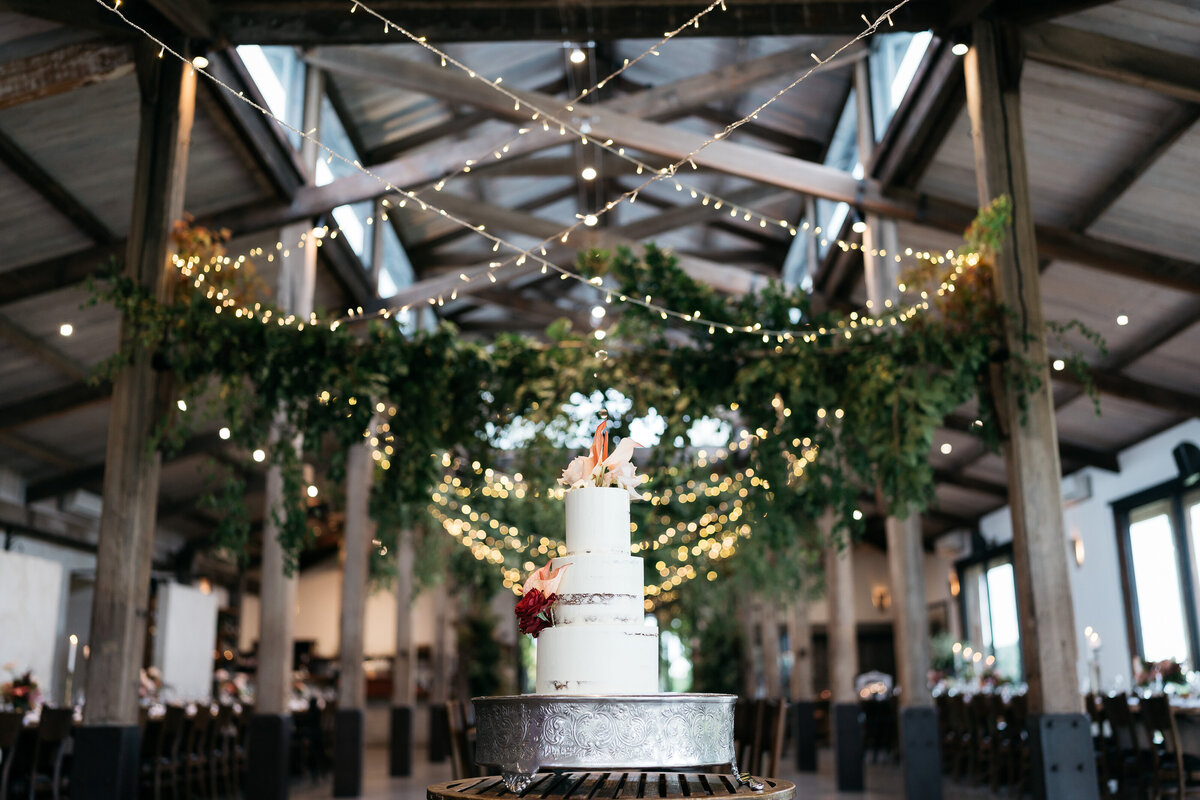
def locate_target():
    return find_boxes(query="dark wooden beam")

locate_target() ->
[0,127,116,244]
[942,413,1118,473]
[933,467,1008,498]
[871,38,966,189]
[203,49,304,199]
[1024,23,1200,106]
[0,244,122,308]
[212,1,944,44]
[0,431,77,470]
[25,432,230,502]
[317,225,374,307]
[1069,102,1200,232]
[0,40,134,111]
[145,0,212,39]
[1057,369,1200,420]
[0,381,111,432]
[0,314,90,382]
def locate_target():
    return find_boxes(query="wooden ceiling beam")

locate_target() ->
[0,381,110,433]
[1056,370,1200,421]
[211,1,943,45]
[0,313,90,381]
[933,467,1008,499]
[0,40,134,112]
[144,0,212,39]
[0,244,121,308]
[0,431,77,471]
[942,413,1118,473]
[1068,102,1200,232]
[870,38,965,189]
[1024,23,1200,106]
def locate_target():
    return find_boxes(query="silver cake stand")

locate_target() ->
[473,693,764,793]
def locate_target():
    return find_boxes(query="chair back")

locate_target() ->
[1141,694,1187,796]
[36,708,73,744]
[444,700,475,779]
[1101,693,1145,754]
[0,712,21,750]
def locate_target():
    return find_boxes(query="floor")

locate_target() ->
[291,748,1002,800]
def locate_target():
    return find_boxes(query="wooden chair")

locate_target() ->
[208,705,235,799]
[1103,693,1152,799]
[760,699,788,778]
[0,711,24,800]
[180,707,213,800]
[966,694,996,785]
[445,700,477,779]
[1141,695,1200,799]
[997,694,1031,797]
[23,707,74,800]
[733,698,754,771]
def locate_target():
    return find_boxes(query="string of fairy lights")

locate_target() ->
[96,0,936,344]
[173,220,973,347]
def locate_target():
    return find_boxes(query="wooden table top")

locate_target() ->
[428,773,795,800]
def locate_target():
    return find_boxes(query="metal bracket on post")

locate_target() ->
[1028,713,1100,800]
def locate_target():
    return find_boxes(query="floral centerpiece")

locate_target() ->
[1134,657,1187,690]
[515,420,645,638]
[1,664,41,713]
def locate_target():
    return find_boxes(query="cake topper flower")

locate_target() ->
[515,561,568,637]
[558,420,647,498]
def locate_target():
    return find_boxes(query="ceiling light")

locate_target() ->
[1116,314,1129,326]
[1052,359,1065,371]
[583,214,598,227]
[594,330,606,340]
[951,42,969,57]
[191,55,209,69]
[176,399,187,412]
[307,485,319,498]
[59,323,73,337]
[591,306,606,319]
[580,166,597,181]
[218,427,231,440]
[940,442,953,455]
[852,220,867,234]
[569,47,586,65]
[852,509,863,521]
[252,449,266,462]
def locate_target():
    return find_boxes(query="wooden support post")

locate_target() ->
[427,581,452,762]
[247,221,316,800]
[760,598,782,698]
[963,19,1097,800]
[789,593,817,772]
[390,528,417,775]
[334,437,372,797]
[825,512,863,791]
[72,41,194,800]
[857,56,942,799]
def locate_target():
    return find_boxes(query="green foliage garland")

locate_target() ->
[90,198,1099,601]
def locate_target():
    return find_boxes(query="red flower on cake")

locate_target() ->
[516,561,569,637]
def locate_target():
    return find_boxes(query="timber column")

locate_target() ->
[390,527,417,775]
[73,42,195,800]
[334,436,374,796]
[855,54,942,799]
[825,513,863,791]
[789,591,817,772]
[963,18,1097,800]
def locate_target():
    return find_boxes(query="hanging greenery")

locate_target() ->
[89,197,1100,600]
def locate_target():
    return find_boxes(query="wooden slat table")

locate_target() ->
[429,773,795,800]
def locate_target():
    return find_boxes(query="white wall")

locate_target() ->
[0,550,64,696]
[240,562,441,658]
[154,581,219,701]
[978,418,1200,693]
[809,542,960,627]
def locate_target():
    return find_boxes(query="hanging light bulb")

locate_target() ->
[569,47,586,64]
[580,166,598,181]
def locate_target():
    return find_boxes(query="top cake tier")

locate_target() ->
[564,487,631,555]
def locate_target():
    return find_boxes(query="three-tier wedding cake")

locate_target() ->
[515,421,659,695]
[535,486,658,694]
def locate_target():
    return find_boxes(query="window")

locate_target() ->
[958,545,1024,681]
[236,46,306,149]
[1116,479,1200,667]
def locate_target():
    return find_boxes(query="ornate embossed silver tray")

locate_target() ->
[474,694,760,793]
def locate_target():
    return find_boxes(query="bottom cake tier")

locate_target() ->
[535,623,659,694]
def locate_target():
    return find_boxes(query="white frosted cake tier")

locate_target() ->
[564,486,630,555]
[549,553,644,625]
[535,622,659,694]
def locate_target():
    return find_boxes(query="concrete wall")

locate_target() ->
[0,550,63,699]
[809,542,960,627]
[978,418,1200,693]
[154,581,219,702]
